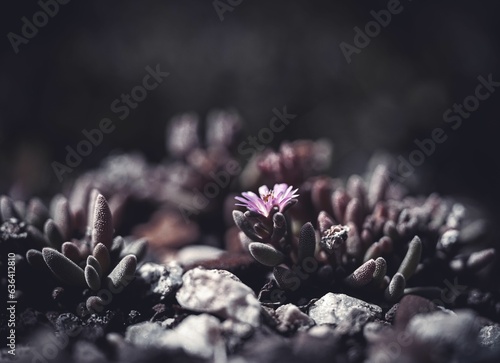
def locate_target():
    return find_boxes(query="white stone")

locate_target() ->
[308,293,382,325]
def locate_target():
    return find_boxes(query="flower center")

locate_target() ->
[262,191,274,203]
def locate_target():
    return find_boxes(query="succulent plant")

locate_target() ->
[234,163,496,306]
[20,191,146,313]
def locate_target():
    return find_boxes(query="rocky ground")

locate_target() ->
[1,113,500,363]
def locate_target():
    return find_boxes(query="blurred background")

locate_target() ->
[0,0,499,220]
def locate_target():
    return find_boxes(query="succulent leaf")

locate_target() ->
[372,257,387,286]
[1,195,21,222]
[86,296,105,313]
[42,247,86,287]
[26,249,50,272]
[273,266,300,291]
[87,255,102,278]
[85,265,101,291]
[120,238,147,261]
[249,242,285,267]
[466,248,495,271]
[93,243,111,275]
[344,259,376,287]
[106,254,137,290]
[317,211,335,234]
[384,272,406,302]
[363,242,382,262]
[270,212,287,244]
[332,189,350,224]
[345,223,362,258]
[346,174,367,212]
[26,198,50,230]
[297,222,316,262]
[397,236,422,280]
[61,241,81,263]
[53,195,72,240]
[344,198,363,230]
[44,219,64,249]
[26,225,49,249]
[91,194,114,249]
[368,164,389,209]
[232,210,263,242]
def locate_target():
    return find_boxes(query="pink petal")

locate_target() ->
[258,185,269,198]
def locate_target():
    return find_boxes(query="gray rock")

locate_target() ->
[176,245,225,264]
[125,314,224,359]
[308,293,382,326]
[137,262,183,299]
[363,321,392,344]
[275,304,314,333]
[292,329,340,362]
[307,325,336,338]
[176,268,261,328]
[72,341,107,363]
[407,310,482,358]
[125,321,164,347]
[479,325,500,349]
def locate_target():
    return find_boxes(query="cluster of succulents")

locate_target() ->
[1,190,146,313]
[233,161,496,307]
[1,111,499,363]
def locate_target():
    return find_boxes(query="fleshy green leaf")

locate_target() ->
[249,242,284,267]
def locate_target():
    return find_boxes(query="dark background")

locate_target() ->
[0,1,499,220]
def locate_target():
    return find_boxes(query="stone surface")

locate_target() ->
[176,245,225,264]
[308,293,382,326]
[292,328,340,362]
[275,304,314,333]
[176,267,261,328]
[363,321,392,344]
[125,321,163,347]
[125,314,224,359]
[137,262,183,299]
[407,310,482,359]
[394,295,437,328]
[72,341,107,363]
[479,325,500,349]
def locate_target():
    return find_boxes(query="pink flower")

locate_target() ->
[235,184,299,217]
